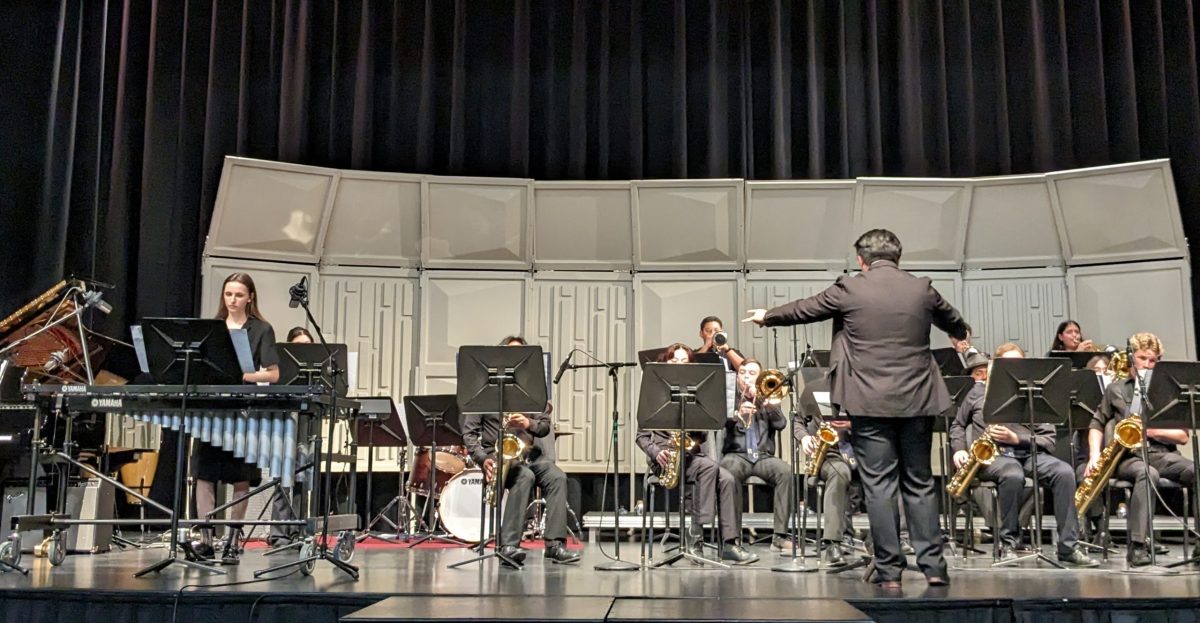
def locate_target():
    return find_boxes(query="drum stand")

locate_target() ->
[359,445,414,543]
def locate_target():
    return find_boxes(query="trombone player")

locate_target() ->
[1086,332,1196,566]
[949,345,1098,567]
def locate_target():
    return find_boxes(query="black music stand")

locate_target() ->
[449,346,547,570]
[1065,370,1114,554]
[356,397,410,543]
[1143,362,1200,569]
[134,318,246,577]
[276,343,349,397]
[403,395,468,548]
[982,357,1071,569]
[932,348,967,377]
[1049,350,1103,370]
[637,362,728,568]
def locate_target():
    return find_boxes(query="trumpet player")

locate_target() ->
[1087,332,1195,566]
[949,345,1098,567]
[461,336,580,567]
[719,360,792,551]
[635,343,757,564]
[695,316,746,371]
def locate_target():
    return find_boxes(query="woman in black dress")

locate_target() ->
[194,272,280,558]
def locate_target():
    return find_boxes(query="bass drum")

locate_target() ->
[407,447,467,498]
[438,468,505,543]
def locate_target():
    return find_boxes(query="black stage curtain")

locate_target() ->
[5,1,1200,338]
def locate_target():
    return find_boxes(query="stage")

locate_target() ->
[1,540,1198,623]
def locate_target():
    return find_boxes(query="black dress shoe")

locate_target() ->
[926,575,949,586]
[498,545,526,568]
[823,542,847,567]
[193,542,215,560]
[1127,545,1151,567]
[544,542,581,564]
[1058,547,1099,568]
[1154,543,1170,556]
[996,543,1018,562]
[900,536,915,556]
[720,542,759,565]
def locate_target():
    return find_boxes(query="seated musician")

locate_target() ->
[1087,332,1197,566]
[719,359,792,552]
[695,316,745,372]
[950,343,1098,566]
[461,336,580,568]
[194,273,280,561]
[1050,320,1100,353]
[635,343,757,564]
[795,395,857,566]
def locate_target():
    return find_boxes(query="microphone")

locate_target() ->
[288,276,308,309]
[82,290,112,315]
[552,353,573,385]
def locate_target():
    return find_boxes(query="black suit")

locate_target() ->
[764,260,969,582]
[636,430,741,541]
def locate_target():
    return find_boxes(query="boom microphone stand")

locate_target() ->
[773,328,818,573]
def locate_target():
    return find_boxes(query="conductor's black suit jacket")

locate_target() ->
[763,260,969,418]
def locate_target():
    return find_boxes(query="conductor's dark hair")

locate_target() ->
[499,335,527,346]
[699,316,723,330]
[854,229,903,265]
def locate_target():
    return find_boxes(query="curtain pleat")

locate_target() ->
[7,0,1200,335]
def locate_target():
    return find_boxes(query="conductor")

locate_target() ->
[745,229,970,589]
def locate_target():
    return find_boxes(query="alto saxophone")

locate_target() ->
[946,433,998,500]
[803,423,838,477]
[1074,414,1142,521]
[656,431,699,489]
[486,413,528,506]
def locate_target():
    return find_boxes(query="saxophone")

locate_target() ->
[655,431,699,489]
[1074,414,1142,521]
[946,434,999,500]
[803,423,839,477]
[485,413,528,506]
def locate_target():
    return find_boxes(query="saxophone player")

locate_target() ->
[1087,332,1196,566]
[461,336,580,567]
[949,345,1098,566]
[718,360,792,551]
[796,406,857,566]
[634,343,757,564]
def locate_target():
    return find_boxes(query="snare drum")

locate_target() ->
[407,446,467,497]
[438,468,505,543]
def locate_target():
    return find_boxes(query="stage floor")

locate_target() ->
[1,540,1199,622]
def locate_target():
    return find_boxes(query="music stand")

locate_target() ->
[982,357,1071,569]
[402,395,467,547]
[1048,350,1102,370]
[637,362,728,568]
[932,348,966,377]
[1142,362,1200,569]
[355,397,410,543]
[449,346,546,570]
[134,318,248,577]
[276,343,349,397]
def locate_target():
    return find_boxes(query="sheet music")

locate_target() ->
[229,329,256,374]
[129,325,150,373]
[813,391,835,416]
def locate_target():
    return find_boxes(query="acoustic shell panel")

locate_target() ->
[206,157,337,263]
[745,181,856,271]
[634,274,742,352]
[1049,160,1187,266]
[531,273,634,472]
[740,272,841,363]
[422,177,533,269]
[200,257,318,334]
[961,268,1069,356]
[321,172,422,268]
[632,180,744,270]
[964,175,1063,269]
[533,182,633,270]
[1067,260,1195,360]
[318,267,419,471]
[417,272,531,394]
[852,179,972,270]
[910,271,965,348]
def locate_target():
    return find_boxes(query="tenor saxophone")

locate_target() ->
[656,431,698,489]
[946,434,998,500]
[486,413,528,506]
[803,423,839,477]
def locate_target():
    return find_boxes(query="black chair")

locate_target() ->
[1103,478,1189,562]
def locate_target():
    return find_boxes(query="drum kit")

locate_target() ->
[407,432,574,542]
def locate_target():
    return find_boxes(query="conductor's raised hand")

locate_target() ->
[743,309,767,327]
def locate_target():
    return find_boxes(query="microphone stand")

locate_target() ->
[562,360,639,571]
[773,326,817,572]
[1126,361,1174,574]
